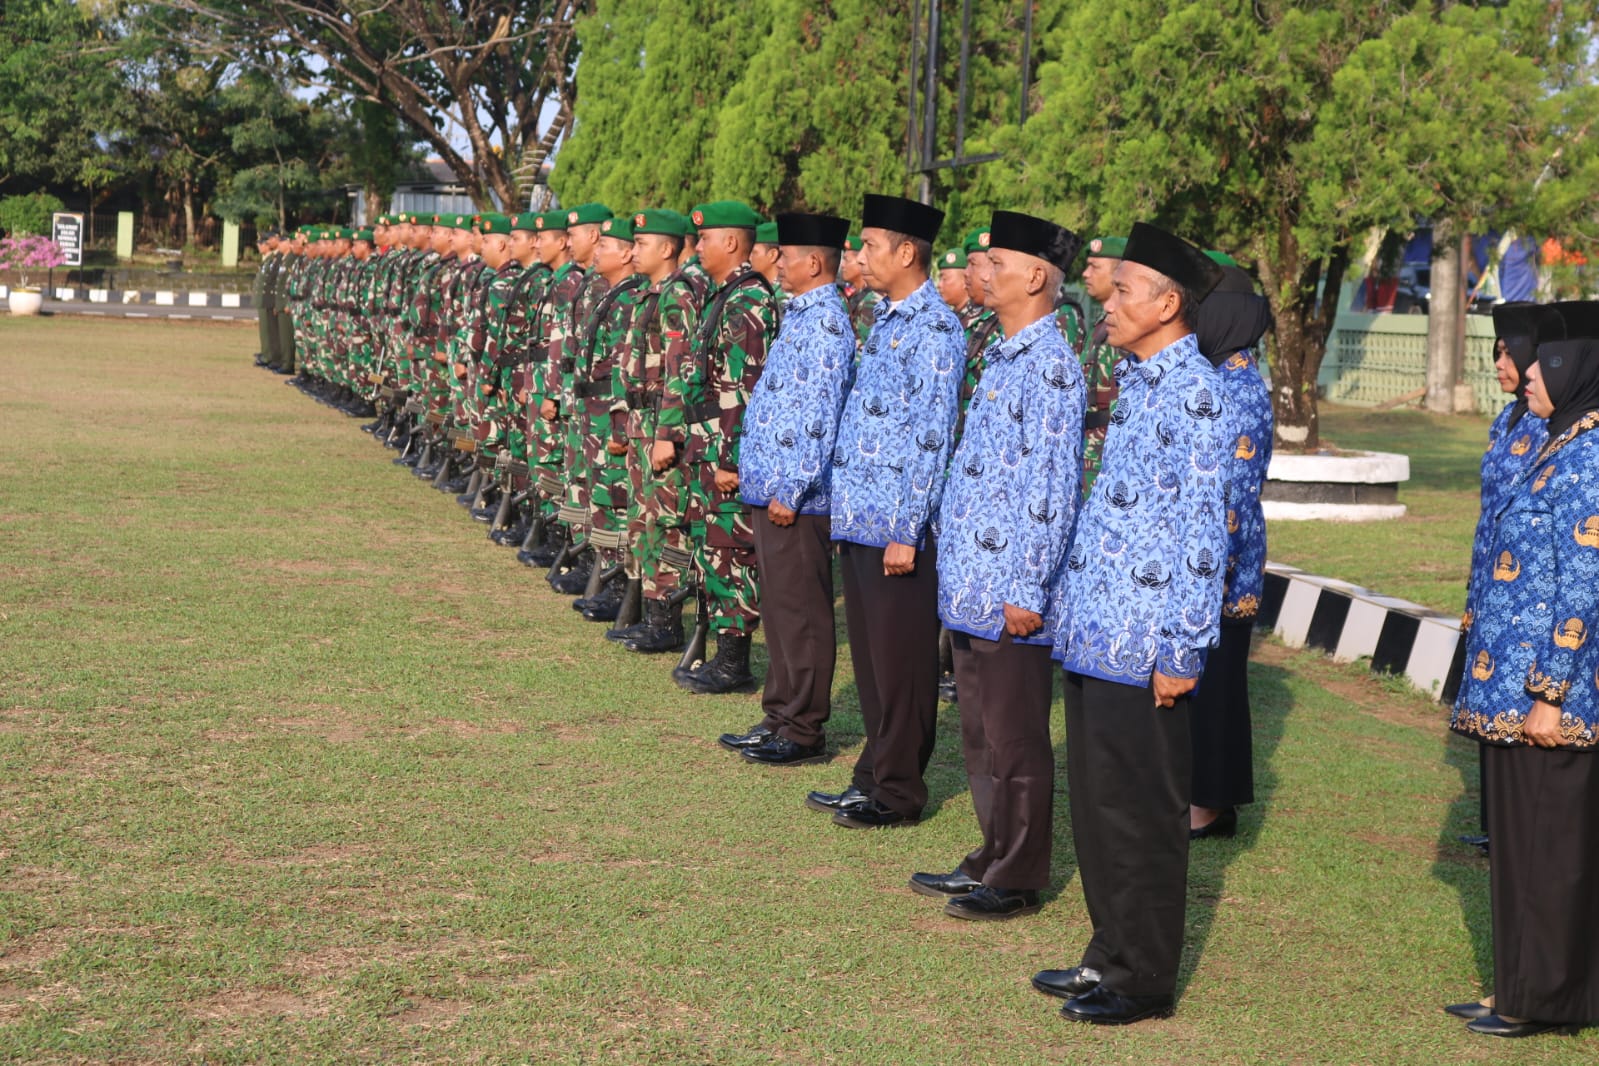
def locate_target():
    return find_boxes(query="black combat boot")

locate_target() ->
[677,632,757,695]
[622,597,686,653]
[524,520,564,567]
[548,546,593,595]
[578,569,628,622]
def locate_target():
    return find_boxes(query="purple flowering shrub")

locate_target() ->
[0,235,67,289]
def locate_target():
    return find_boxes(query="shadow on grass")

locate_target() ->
[1431,733,1493,993]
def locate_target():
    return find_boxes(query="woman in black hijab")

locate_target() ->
[1446,300,1599,1037]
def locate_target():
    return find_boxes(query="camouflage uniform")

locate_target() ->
[485,261,551,479]
[845,283,880,348]
[528,262,586,514]
[578,273,648,564]
[621,267,702,591]
[955,307,1003,446]
[1079,316,1123,494]
[658,262,779,636]
[549,268,613,532]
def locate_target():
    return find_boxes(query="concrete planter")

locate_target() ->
[1262,450,1409,521]
[7,289,43,316]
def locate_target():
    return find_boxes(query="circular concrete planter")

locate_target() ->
[1262,450,1409,521]
[7,289,43,316]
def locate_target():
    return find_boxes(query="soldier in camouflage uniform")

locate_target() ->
[840,234,880,346]
[403,217,461,481]
[608,209,700,652]
[935,245,971,317]
[1076,235,1126,495]
[656,201,780,695]
[751,221,781,290]
[541,203,614,594]
[568,215,648,621]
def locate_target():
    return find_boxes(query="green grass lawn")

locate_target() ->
[1,316,1590,1063]
[1268,404,1493,615]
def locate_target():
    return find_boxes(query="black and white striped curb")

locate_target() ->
[1257,561,1465,704]
[2,284,254,309]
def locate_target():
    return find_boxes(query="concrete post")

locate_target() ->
[222,220,239,268]
[115,212,134,261]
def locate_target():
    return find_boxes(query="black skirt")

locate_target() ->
[1189,619,1255,810]
[1484,743,1599,1023]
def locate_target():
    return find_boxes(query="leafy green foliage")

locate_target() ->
[0,192,66,237]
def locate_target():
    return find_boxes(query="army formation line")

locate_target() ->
[243,196,1599,1035]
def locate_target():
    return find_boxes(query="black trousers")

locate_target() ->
[839,539,941,817]
[751,510,837,746]
[1065,671,1192,998]
[953,633,1055,890]
[1485,744,1599,1023]
[1189,620,1255,810]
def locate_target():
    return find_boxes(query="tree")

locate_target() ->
[155,1,585,209]
[986,0,1594,450]
[210,72,343,230]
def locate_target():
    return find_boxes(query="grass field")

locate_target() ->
[1,315,1591,1063]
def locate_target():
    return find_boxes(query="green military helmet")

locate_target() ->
[1085,236,1127,259]
[940,247,969,269]
[565,202,613,227]
[477,212,513,235]
[598,215,635,241]
[631,209,688,237]
[690,201,761,230]
[962,227,991,255]
[754,220,779,245]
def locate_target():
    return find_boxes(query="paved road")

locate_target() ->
[9,300,256,322]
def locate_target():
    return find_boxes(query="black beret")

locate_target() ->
[1122,222,1225,300]
[986,210,1083,274]
[776,212,850,249]
[860,194,944,244]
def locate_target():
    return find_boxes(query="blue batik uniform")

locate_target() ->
[739,284,857,515]
[1216,349,1274,620]
[937,313,1085,645]
[1464,402,1548,630]
[830,279,965,549]
[1051,333,1230,684]
[1452,411,1599,749]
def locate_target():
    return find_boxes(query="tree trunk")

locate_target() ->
[182,175,197,249]
[1425,218,1464,413]
[1256,213,1346,452]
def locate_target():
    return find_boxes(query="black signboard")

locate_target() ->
[52,212,84,268]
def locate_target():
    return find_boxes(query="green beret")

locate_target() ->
[565,203,613,227]
[755,221,780,245]
[632,209,689,238]
[598,215,635,241]
[845,235,863,251]
[962,228,991,255]
[477,213,512,235]
[508,212,535,232]
[940,247,968,269]
[691,200,762,230]
[1204,249,1239,267]
[534,211,566,233]
[1086,236,1127,259]
[682,210,700,235]
[352,228,374,243]
[444,213,475,232]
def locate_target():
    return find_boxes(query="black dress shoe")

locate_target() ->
[1189,807,1237,840]
[1443,1001,1495,1020]
[944,885,1040,921]
[805,785,868,813]
[1032,966,1102,1000]
[1466,1014,1565,1038]
[717,725,772,751]
[832,799,918,829]
[1059,984,1173,1026]
[908,869,982,899]
[741,735,827,766]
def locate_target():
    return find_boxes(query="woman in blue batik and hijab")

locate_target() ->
[1457,303,1549,850]
[1188,263,1274,840]
[1446,300,1599,1038]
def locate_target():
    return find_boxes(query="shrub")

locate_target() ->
[0,192,67,238]
[0,235,68,288]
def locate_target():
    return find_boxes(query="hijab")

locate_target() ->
[1492,302,1543,428]
[1537,301,1599,440]
[1197,265,1273,366]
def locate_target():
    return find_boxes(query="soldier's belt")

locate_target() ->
[574,380,613,400]
[683,400,720,425]
[660,544,695,570]
[537,470,564,497]
[557,502,588,527]
[1083,409,1111,431]
[589,526,627,550]
[626,387,661,409]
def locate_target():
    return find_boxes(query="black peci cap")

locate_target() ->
[860,194,944,244]
[1122,222,1225,300]
[775,212,851,249]
[986,210,1083,274]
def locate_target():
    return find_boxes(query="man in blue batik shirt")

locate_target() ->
[1031,223,1229,1026]
[722,213,857,766]
[805,193,965,829]
[908,210,1085,921]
